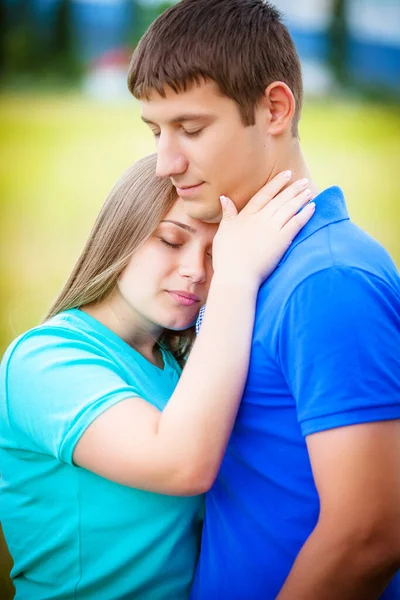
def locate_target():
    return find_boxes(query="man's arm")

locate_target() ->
[275,264,400,599]
[276,420,400,600]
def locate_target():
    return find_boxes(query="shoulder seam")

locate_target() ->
[283,264,399,313]
[274,264,400,365]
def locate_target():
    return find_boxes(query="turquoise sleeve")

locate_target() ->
[4,326,142,464]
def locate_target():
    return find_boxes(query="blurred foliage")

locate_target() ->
[1,0,81,85]
[0,0,177,87]
[329,0,348,85]
[0,92,399,355]
[133,2,175,43]
[0,1,398,101]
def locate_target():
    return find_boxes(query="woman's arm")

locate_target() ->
[73,174,315,495]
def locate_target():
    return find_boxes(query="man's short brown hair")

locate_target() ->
[128,0,303,136]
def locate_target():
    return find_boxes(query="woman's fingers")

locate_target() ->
[271,187,313,229]
[263,177,310,217]
[240,170,292,215]
[219,195,238,221]
[212,174,317,288]
[240,172,313,219]
[281,202,316,240]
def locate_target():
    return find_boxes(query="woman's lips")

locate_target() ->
[167,291,200,307]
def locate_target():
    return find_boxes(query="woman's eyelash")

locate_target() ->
[160,238,181,249]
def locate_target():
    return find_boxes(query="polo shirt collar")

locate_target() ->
[277,186,349,267]
[291,185,349,251]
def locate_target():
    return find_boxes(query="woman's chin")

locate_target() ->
[162,317,198,332]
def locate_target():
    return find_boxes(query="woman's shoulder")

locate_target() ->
[1,310,106,373]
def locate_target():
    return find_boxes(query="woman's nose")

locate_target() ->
[178,256,207,284]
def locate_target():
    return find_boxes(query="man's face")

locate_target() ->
[141,80,274,223]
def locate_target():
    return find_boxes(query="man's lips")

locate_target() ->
[167,291,200,307]
[175,182,205,198]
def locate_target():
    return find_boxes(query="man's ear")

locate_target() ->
[260,81,295,135]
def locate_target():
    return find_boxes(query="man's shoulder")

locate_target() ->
[290,217,396,281]
[259,217,399,313]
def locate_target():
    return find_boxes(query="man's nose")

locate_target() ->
[156,134,188,178]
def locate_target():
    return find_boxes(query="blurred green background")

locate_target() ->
[1,93,399,356]
[1,3,399,356]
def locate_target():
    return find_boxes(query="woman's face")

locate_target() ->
[115,198,218,333]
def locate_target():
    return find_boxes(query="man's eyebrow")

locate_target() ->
[160,220,196,234]
[141,114,212,126]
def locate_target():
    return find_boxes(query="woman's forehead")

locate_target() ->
[163,199,218,236]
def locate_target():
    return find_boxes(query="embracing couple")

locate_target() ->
[1,1,399,599]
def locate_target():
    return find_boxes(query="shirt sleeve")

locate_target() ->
[278,266,400,437]
[4,326,142,464]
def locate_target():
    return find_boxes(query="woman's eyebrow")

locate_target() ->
[160,220,196,234]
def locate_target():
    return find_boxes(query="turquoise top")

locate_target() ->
[0,309,203,599]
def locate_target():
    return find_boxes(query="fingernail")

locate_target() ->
[220,195,229,208]
[299,178,309,186]
[305,188,312,198]
[308,202,316,210]
[283,170,292,179]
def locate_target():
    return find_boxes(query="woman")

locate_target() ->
[0,154,314,599]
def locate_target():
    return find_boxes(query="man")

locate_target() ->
[128,1,400,598]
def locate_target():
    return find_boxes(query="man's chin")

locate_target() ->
[181,198,222,224]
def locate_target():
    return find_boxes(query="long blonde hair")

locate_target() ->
[45,153,195,364]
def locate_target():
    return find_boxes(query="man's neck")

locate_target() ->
[267,137,319,198]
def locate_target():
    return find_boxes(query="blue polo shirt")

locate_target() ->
[191,187,400,599]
